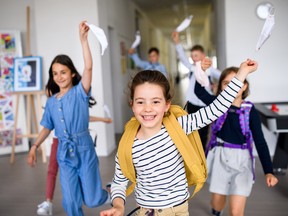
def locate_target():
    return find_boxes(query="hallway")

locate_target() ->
[0,150,287,216]
[1,74,288,216]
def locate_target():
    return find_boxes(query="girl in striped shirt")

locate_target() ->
[101,59,258,216]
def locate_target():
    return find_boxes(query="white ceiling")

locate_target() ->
[131,0,213,47]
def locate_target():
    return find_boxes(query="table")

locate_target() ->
[254,102,288,173]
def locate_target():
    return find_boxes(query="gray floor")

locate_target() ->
[1,78,288,215]
[0,152,287,216]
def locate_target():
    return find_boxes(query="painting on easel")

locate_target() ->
[13,56,42,92]
[0,93,25,155]
[0,30,28,155]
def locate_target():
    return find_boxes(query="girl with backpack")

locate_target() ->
[194,64,278,216]
[101,59,258,216]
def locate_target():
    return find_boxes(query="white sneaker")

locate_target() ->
[104,191,111,205]
[37,201,53,215]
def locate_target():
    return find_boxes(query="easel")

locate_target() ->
[10,6,46,163]
[10,91,45,163]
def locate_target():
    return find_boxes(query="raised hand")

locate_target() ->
[79,21,89,42]
[128,48,135,55]
[235,59,258,82]
[201,57,212,71]
[171,31,180,44]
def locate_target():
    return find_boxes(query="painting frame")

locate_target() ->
[13,56,42,92]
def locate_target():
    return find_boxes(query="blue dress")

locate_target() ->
[41,82,108,216]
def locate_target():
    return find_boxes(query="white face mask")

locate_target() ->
[194,61,210,87]
[256,8,275,51]
[131,31,141,49]
[175,15,193,32]
[85,22,108,55]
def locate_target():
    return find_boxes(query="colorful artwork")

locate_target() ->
[0,93,14,131]
[0,129,23,147]
[0,30,28,155]
[0,33,17,52]
[0,92,26,154]
[0,55,15,92]
[0,30,22,92]
[14,56,42,92]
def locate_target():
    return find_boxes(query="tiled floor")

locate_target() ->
[0,152,287,216]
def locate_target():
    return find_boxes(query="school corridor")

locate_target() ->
[1,0,288,215]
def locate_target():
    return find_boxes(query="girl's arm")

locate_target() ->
[79,21,93,94]
[179,59,258,133]
[194,80,216,105]
[172,31,193,71]
[100,154,128,216]
[129,52,150,69]
[250,106,278,187]
[89,116,112,123]
[27,127,51,167]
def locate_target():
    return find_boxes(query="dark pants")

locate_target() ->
[187,102,209,151]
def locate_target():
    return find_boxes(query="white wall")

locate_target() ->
[0,0,116,156]
[0,0,35,54]
[218,0,288,103]
[215,0,288,156]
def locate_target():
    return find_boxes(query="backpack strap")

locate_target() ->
[163,105,207,197]
[117,117,139,196]
[237,101,255,179]
[205,112,228,156]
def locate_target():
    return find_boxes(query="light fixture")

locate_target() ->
[256,2,273,20]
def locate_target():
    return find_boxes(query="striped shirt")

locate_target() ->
[111,77,243,209]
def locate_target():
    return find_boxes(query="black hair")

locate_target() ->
[148,47,160,55]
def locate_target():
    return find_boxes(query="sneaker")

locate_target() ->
[104,182,112,205]
[106,182,112,193]
[104,191,111,205]
[37,201,53,215]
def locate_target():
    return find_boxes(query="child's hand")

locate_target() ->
[239,59,258,74]
[171,31,180,44]
[27,146,37,167]
[100,207,124,216]
[128,48,135,55]
[79,21,89,41]
[201,57,212,71]
[235,59,258,82]
[105,118,113,123]
[265,173,278,187]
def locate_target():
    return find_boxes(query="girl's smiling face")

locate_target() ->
[131,82,170,138]
[52,63,75,91]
